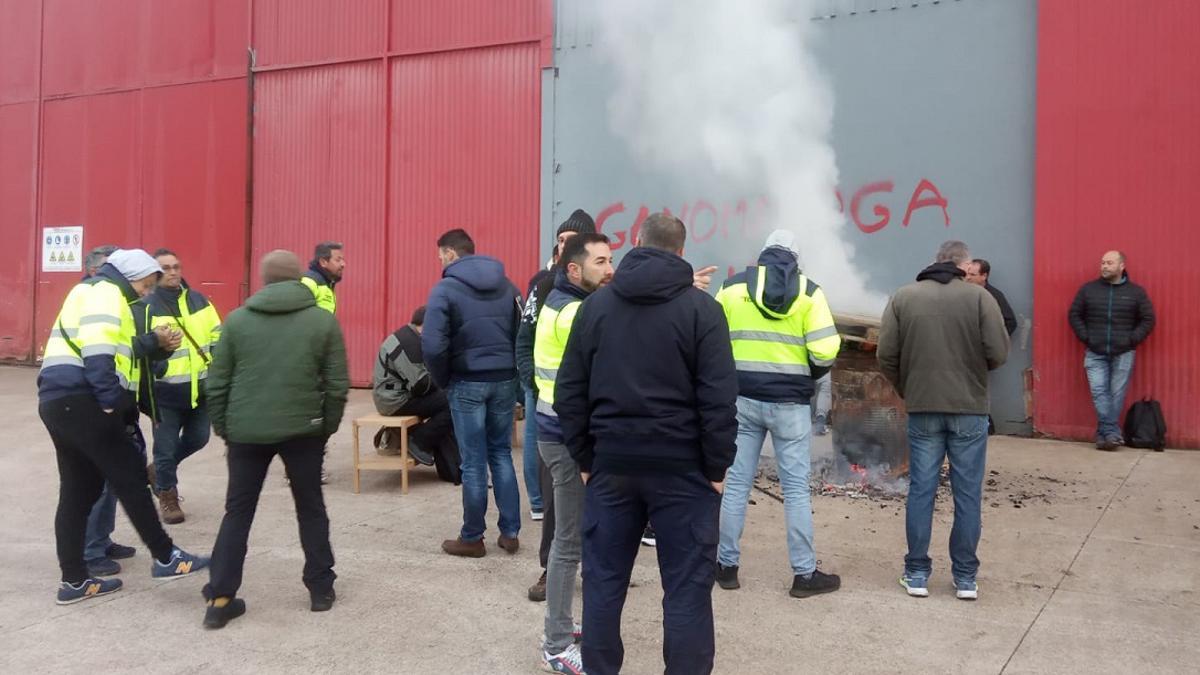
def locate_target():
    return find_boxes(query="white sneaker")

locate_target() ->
[531,509,545,521]
[541,643,585,674]
[954,579,978,600]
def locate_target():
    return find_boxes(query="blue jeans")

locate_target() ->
[84,425,147,562]
[904,413,988,583]
[1084,350,1135,440]
[522,388,543,512]
[152,402,211,492]
[447,379,521,542]
[719,397,816,575]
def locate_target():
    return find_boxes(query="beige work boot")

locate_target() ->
[158,488,185,525]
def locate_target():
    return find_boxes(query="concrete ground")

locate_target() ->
[1,366,1197,674]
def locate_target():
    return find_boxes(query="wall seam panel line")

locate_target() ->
[40,75,250,103]
[30,0,47,361]
[250,36,546,74]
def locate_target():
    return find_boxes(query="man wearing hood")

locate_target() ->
[138,248,222,524]
[38,248,210,605]
[301,241,344,314]
[554,213,738,675]
[878,240,1009,601]
[423,228,525,558]
[713,230,843,599]
[202,250,349,628]
[1067,250,1155,450]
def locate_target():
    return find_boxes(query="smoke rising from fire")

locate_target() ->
[595,0,887,316]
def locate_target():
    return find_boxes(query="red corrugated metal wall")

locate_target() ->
[3,0,552,386]
[252,0,551,385]
[1034,0,1200,448]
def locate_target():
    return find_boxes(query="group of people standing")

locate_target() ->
[36,209,1155,674]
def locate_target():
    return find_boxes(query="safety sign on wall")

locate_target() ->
[43,226,84,273]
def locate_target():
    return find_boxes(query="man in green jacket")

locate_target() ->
[201,250,350,629]
[878,240,1009,602]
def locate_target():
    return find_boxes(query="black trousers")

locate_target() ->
[582,470,721,675]
[39,394,174,584]
[394,391,453,457]
[203,436,335,599]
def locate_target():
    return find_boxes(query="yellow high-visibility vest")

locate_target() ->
[532,291,583,416]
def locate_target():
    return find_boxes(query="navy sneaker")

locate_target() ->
[86,557,121,577]
[57,577,122,605]
[900,573,929,597]
[152,548,209,580]
[106,543,136,560]
[955,579,979,600]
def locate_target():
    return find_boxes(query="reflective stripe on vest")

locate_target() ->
[148,288,221,408]
[716,270,841,376]
[40,283,91,371]
[533,293,583,413]
[300,276,337,314]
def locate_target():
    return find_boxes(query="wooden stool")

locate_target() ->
[351,414,421,494]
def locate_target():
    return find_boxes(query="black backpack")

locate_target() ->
[1124,398,1167,451]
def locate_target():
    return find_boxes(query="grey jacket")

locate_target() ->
[372,325,434,415]
[877,262,1010,415]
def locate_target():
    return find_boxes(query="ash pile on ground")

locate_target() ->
[754,465,1085,512]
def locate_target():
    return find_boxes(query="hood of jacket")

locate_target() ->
[443,255,509,295]
[745,246,802,319]
[916,261,966,285]
[245,280,318,314]
[610,247,695,305]
[552,269,592,302]
[94,264,140,303]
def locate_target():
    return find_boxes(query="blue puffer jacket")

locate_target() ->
[422,255,522,387]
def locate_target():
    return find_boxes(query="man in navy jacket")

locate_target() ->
[554,213,738,675]
[423,228,525,558]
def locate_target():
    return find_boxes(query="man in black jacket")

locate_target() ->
[966,259,1017,336]
[554,212,738,675]
[1068,250,1155,450]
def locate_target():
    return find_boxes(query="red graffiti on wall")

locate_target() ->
[595,177,949,248]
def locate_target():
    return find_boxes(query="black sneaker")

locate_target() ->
[716,563,740,590]
[790,569,841,598]
[86,557,121,577]
[311,588,336,612]
[640,526,656,547]
[204,597,247,629]
[106,543,136,560]
[407,440,435,466]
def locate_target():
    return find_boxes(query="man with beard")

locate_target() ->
[302,242,344,315]
[533,233,614,674]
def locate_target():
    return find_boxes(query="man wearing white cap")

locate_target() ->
[38,248,210,605]
[713,230,843,598]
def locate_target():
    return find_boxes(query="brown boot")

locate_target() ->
[528,570,547,602]
[441,537,485,558]
[158,488,185,524]
[498,534,520,555]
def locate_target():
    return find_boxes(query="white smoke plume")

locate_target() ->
[594,0,887,316]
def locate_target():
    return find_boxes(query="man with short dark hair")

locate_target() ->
[555,212,738,675]
[138,248,221,524]
[203,249,349,628]
[424,228,524,558]
[1068,250,1155,450]
[372,306,460,483]
[878,240,1009,601]
[517,208,597,602]
[965,258,1017,336]
[302,241,344,314]
[534,232,613,674]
